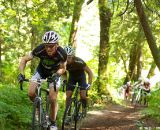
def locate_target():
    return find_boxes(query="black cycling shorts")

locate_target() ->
[66,73,88,91]
[36,64,56,79]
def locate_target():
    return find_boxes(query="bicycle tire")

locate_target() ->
[47,102,51,129]
[62,99,75,130]
[131,92,136,105]
[32,98,43,130]
[141,91,147,106]
[134,91,141,110]
[44,94,51,130]
[75,101,82,130]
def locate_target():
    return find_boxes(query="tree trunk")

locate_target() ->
[147,62,156,78]
[124,43,138,83]
[124,29,144,82]
[98,0,111,95]
[134,0,160,70]
[136,41,143,79]
[69,0,85,47]
[30,27,37,74]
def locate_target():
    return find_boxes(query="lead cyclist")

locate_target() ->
[18,31,67,130]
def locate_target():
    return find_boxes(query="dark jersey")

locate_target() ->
[67,57,86,78]
[31,44,67,72]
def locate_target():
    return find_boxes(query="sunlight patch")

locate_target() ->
[88,111,104,115]
[110,110,122,114]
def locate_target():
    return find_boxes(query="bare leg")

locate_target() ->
[66,91,73,107]
[28,82,38,102]
[49,87,58,121]
[80,90,87,108]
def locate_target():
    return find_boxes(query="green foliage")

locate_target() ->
[0,83,32,129]
[142,89,160,123]
[0,82,70,129]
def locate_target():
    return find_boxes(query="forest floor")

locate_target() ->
[79,102,160,130]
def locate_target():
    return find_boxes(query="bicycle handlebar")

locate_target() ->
[62,84,89,96]
[19,78,57,91]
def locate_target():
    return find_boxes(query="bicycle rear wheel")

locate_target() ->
[141,92,148,106]
[32,98,43,130]
[62,99,75,130]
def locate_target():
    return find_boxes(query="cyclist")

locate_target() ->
[123,81,132,100]
[142,78,151,93]
[18,31,67,130]
[63,46,93,116]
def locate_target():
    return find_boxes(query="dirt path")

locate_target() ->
[80,103,159,130]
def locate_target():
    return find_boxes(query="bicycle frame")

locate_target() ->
[132,86,149,110]
[62,84,86,130]
[20,78,56,130]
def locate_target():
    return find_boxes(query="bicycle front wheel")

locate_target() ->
[32,98,43,130]
[62,99,75,130]
[75,101,83,130]
[131,92,136,105]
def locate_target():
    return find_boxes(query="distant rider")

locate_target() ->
[123,81,132,100]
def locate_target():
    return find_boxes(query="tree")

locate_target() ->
[124,28,144,82]
[68,0,85,47]
[98,0,111,95]
[134,0,160,70]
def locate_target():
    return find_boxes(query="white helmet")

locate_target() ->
[64,46,74,55]
[144,78,150,84]
[127,81,131,85]
[42,31,60,44]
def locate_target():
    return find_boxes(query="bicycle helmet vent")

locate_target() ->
[64,46,74,56]
[42,31,60,44]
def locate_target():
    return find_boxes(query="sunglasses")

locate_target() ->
[44,44,56,48]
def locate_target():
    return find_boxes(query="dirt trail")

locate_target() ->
[80,103,159,130]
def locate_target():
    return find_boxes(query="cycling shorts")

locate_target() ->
[66,74,88,91]
[31,71,61,89]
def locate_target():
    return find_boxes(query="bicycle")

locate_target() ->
[131,83,142,105]
[61,84,87,130]
[19,77,56,130]
[131,85,149,110]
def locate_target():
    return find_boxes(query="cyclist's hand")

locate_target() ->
[86,84,91,90]
[63,80,67,85]
[52,73,60,82]
[18,73,25,83]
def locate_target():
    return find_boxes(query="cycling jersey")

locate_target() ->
[31,44,67,78]
[67,57,86,77]
[142,83,151,93]
[66,56,87,91]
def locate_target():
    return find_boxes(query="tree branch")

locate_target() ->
[117,0,130,16]
[142,0,160,17]
[86,0,94,5]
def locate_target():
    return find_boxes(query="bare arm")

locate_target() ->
[61,71,67,81]
[84,65,93,85]
[19,54,33,75]
[56,61,67,76]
